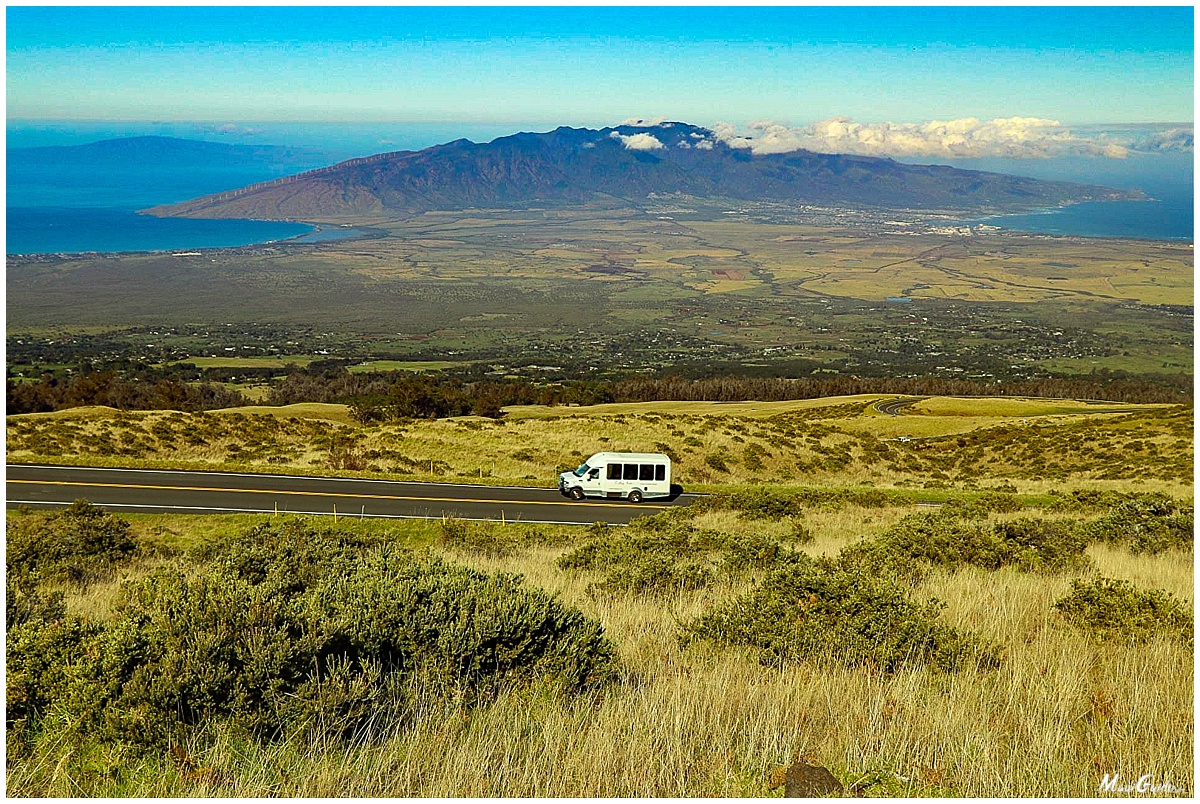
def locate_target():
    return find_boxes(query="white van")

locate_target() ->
[558,452,672,503]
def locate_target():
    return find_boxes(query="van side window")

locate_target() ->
[623,464,638,480]
[607,464,621,480]
[639,464,654,481]
[655,465,665,481]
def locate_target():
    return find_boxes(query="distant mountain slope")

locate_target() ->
[144,123,1140,220]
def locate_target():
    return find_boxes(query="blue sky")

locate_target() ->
[6,6,1194,126]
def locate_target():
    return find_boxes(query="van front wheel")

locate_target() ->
[628,490,643,503]
[569,487,585,501]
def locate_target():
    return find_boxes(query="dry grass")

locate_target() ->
[7,396,1192,496]
[6,392,1192,797]
[9,504,1192,797]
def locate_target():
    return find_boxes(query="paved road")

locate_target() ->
[872,395,1150,418]
[6,464,699,526]
[873,396,929,416]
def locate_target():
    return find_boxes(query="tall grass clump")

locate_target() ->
[7,520,615,757]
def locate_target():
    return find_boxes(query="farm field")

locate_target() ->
[7,204,1193,386]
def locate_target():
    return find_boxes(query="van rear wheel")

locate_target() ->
[569,487,585,501]
[628,490,643,503]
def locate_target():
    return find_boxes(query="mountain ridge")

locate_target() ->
[143,122,1142,221]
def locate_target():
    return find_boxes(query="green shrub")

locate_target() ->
[1082,494,1193,554]
[719,531,805,575]
[7,522,615,753]
[1053,577,1193,645]
[990,518,1090,572]
[742,444,767,472]
[842,488,905,509]
[1045,489,1130,513]
[6,501,139,586]
[863,512,1089,574]
[592,553,712,595]
[703,489,801,520]
[6,581,67,630]
[558,508,805,593]
[941,492,1025,519]
[835,538,930,586]
[5,598,103,756]
[699,487,915,519]
[683,555,1000,673]
[704,453,730,473]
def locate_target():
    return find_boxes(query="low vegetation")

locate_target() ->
[683,554,1001,673]
[847,511,1092,575]
[6,396,1193,494]
[1053,577,1193,646]
[8,515,613,760]
[7,473,1192,796]
[5,386,1193,796]
[6,499,143,586]
[1080,493,1194,555]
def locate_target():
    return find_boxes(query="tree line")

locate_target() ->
[8,361,1190,419]
[6,371,247,415]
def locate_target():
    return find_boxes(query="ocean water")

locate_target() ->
[971,196,1191,241]
[6,136,333,255]
[925,153,1194,241]
[6,207,313,255]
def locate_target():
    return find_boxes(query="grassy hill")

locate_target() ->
[7,395,1192,495]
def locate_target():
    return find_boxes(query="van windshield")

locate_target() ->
[573,463,590,477]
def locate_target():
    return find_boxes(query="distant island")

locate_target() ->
[143,122,1141,221]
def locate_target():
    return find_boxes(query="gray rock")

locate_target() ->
[777,761,844,798]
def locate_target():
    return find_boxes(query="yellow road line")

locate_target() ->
[6,479,671,509]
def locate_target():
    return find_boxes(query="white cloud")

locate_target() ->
[618,116,667,128]
[611,131,665,151]
[711,121,752,150]
[1133,127,1194,153]
[707,117,1194,159]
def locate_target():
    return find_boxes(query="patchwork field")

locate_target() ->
[7,204,1193,385]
